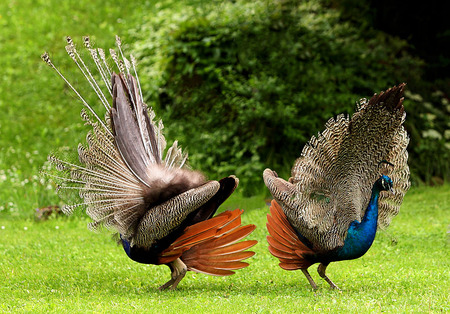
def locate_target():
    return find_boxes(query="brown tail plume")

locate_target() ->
[267,200,315,270]
[159,209,257,276]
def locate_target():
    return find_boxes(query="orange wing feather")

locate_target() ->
[267,200,315,270]
[159,209,257,275]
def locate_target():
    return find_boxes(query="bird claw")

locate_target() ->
[301,269,318,290]
[158,274,185,290]
[159,258,187,291]
[158,279,175,291]
[328,281,341,291]
[317,263,342,291]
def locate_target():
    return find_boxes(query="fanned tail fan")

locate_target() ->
[264,84,410,252]
[42,36,206,240]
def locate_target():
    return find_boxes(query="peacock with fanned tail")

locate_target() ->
[42,36,257,290]
[264,84,410,290]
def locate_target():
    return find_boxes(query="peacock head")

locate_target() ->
[376,175,393,192]
[376,160,394,192]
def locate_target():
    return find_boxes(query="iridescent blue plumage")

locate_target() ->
[335,175,393,261]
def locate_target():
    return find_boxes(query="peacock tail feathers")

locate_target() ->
[264,84,410,251]
[42,36,208,243]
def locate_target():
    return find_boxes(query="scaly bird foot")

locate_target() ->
[159,278,175,291]
[317,263,341,291]
[301,269,318,290]
[159,258,187,291]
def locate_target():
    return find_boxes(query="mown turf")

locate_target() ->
[0,185,448,313]
[1,1,448,312]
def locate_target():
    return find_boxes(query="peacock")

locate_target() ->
[263,84,410,290]
[42,36,257,290]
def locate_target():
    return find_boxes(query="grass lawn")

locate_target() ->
[0,0,448,312]
[0,185,448,312]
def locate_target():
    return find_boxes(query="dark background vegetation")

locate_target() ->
[0,0,448,204]
[130,0,449,194]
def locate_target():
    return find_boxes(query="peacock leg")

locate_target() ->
[301,269,318,289]
[317,263,341,290]
[159,258,187,290]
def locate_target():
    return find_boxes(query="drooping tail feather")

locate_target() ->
[267,200,315,270]
[159,209,257,275]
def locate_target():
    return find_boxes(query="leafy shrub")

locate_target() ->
[130,0,439,194]
[403,90,449,184]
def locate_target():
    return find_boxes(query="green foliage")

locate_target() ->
[0,0,157,218]
[1,185,448,312]
[131,0,425,194]
[403,90,450,184]
[327,0,450,186]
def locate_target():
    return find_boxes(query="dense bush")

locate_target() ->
[403,91,449,184]
[130,0,446,194]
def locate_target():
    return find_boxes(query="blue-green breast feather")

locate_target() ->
[334,176,392,261]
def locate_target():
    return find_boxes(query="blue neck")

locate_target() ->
[120,234,132,257]
[335,185,382,261]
